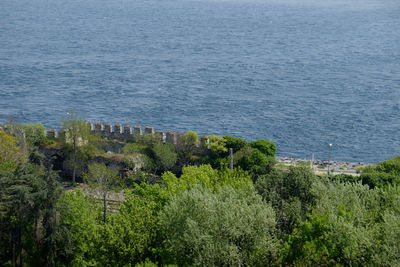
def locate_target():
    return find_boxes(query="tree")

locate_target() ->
[207,135,227,156]
[176,131,198,166]
[99,190,158,265]
[161,164,253,195]
[0,163,69,266]
[223,135,247,153]
[256,166,317,234]
[204,135,228,168]
[152,142,177,174]
[61,112,91,183]
[60,188,103,266]
[22,123,46,147]
[83,163,120,223]
[35,164,72,266]
[0,164,45,266]
[233,146,275,178]
[374,185,400,266]
[249,139,276,157]
[281,181,381,266]
[159,185,278,266]
[359,156,400,188]
[0,130,23,171]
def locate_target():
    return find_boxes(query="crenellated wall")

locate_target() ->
[46,121,210,146]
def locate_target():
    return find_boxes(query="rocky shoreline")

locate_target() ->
[276,156,371,176]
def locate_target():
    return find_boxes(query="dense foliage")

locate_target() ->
[159,186,278,266]
[1,122,400,266]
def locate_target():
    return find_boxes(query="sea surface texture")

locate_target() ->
[1,0,399,163]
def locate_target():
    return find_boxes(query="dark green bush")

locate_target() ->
[256,167,317,234]
[234,147,275,177]
[222,135,247,153]
[248,139,276,157]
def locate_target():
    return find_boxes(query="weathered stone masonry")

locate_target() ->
[46,121,210,146]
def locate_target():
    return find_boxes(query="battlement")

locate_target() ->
[46,121,210,146]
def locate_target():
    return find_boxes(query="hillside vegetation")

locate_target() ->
[1,118,400,266]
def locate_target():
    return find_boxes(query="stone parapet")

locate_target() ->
[144,126,155,135]
[114,124,122,134]
[134,125,142,136]
[47,129,57,138]
[44,121,201,146]
[166,131,177,145]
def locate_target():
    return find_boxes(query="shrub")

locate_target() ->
[123,143,149,155]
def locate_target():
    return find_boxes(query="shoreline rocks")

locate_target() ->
[275,156,371,176]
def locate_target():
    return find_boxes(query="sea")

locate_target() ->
[1,0,399,163]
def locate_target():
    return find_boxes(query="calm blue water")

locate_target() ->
[1,0,399,163]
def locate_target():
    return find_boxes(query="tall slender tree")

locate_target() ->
[61,112,90,183]
[83,163,120,223]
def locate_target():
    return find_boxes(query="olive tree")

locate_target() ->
[159,185,279,266]
[256,166,317,234]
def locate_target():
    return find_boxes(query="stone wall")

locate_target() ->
[46,121,210,146]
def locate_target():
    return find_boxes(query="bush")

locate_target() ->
[331,174,361,184]
[123,143,149,155]
[139,155,156,173]
[374,156,400,175]
[134,134,162,147]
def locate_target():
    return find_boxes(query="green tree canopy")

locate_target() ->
[152,142,177,174]
[223,135,247,153]
[22,123,46,147]
[61,112,91,182]
[0,163,69,266]
[83,163,120,223]
[176,131,199,166]
[159,185,278,266]
[0,130,24,171]
[359,156,400,188]
[99,190,159,265]
[281,181,393,266]
[233,146,275,177]
[248,139,276,157]
[60,188,103,266]
[161,164,253,195]
[256,166,318,234]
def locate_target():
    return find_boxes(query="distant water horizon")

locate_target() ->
[1,0,399,163]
